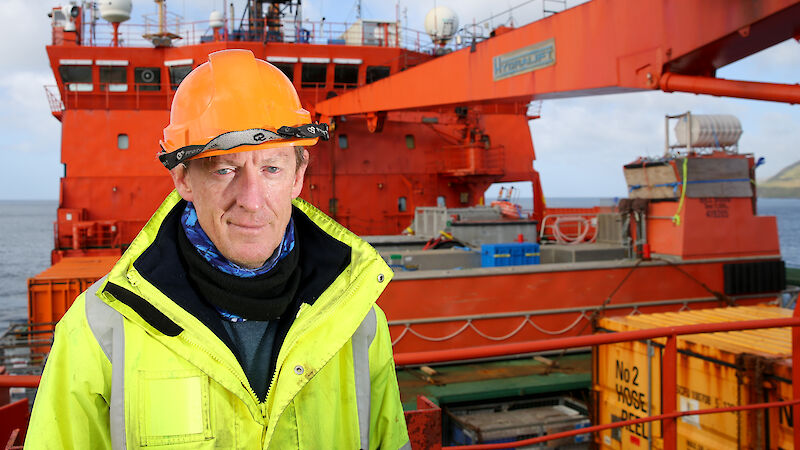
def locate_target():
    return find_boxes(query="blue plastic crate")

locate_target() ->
[480,243,540,267]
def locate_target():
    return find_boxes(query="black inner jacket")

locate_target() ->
[106,199,351,397]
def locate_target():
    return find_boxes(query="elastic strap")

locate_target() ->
[158,123,329,170]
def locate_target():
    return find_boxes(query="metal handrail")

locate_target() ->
[395,311,800,450]
[73,17,430,52]
[43,86,64,114]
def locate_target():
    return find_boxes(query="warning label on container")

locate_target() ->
[613,359,649,440]
[679,396,700,428]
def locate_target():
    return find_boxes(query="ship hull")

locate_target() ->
[382,257,781,357]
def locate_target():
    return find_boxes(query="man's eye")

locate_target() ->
[215,168,234,175]
[265,166,280,174]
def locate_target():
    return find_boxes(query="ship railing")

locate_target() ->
[57,220,122,251]
[43,86,64,117]
[51,83,173,111]
[387,293,780,346]
[55,219,146,255]
[75,18,431,53]
[395,308,800,450]
[2,310,799,448]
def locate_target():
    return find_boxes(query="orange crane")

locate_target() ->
[316,0,800,116]
[315,0,800,225]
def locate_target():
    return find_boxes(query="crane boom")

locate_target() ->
[316,0,800,117]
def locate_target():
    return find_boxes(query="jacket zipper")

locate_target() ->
[262,270,372,414]
[264,303,310,400]
[127,270,269,429]
[179,334,261,405]
[259,302,313,448]
[127,256,383,448]
[180,333,273,447]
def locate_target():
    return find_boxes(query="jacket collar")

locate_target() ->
[99,190,389,350]
[95,190,394,421]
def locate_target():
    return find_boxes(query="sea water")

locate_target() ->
[0,198,797,329]
[0,201,56,331]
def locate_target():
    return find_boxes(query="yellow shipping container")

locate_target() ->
[592,305,794,450]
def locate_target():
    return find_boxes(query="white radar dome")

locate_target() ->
[99,0,132,23]
[209,10,225,29]
[424,6,459,45]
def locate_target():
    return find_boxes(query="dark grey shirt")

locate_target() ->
[222,319,279,402]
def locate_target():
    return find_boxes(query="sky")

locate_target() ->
[1,0,798,200]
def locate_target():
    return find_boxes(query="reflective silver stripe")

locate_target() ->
[352,307,377,450]
[85,276,127,450]
[399,441,412,450]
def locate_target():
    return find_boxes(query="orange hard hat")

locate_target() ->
[159,49,328,169]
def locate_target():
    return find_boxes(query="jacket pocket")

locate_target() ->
[136,369,215,447]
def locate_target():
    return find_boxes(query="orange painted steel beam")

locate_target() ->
[661,73,800,104]
[0,376,40,389]
[316,0,800,116]
[662,335,678,450]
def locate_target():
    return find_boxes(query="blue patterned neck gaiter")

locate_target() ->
[181,202,295,277]
[180,202,296,322]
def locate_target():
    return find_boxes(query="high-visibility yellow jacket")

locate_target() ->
[26,192,410,449]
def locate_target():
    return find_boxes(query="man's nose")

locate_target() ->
[235,166,265,211]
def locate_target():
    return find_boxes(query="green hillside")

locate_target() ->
[759,160,800,198]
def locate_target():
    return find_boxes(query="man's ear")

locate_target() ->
[291,149,310,199]
[170,164,194,202]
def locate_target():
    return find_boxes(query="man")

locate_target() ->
[27,49,410,449]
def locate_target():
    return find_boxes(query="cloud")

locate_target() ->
[532,86,800,197]
[720,39,800,84]
[0,71,59,152]
[1,1,54,72]
[0,69,61,199]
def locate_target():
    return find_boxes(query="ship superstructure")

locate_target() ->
[45,0,542,265]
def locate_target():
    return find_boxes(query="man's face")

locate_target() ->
[171,146,308,269]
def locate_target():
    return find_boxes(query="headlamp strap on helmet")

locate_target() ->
[158,145,206,170]
[276,123,330,141]
[158,123,329,170]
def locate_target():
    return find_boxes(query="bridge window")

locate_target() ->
[301,63,327,88]
[366,66,390,84]
[134,67,161,91]
[100,66,127,92]
[118,134,129,150]
[334,65,358,89]
[168,65,193,90]
[398,197,407,212]
[338,134,349,149]
[59,65,93,92]
[273,63,294,81]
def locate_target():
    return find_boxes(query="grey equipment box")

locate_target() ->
[450,220,538,246]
